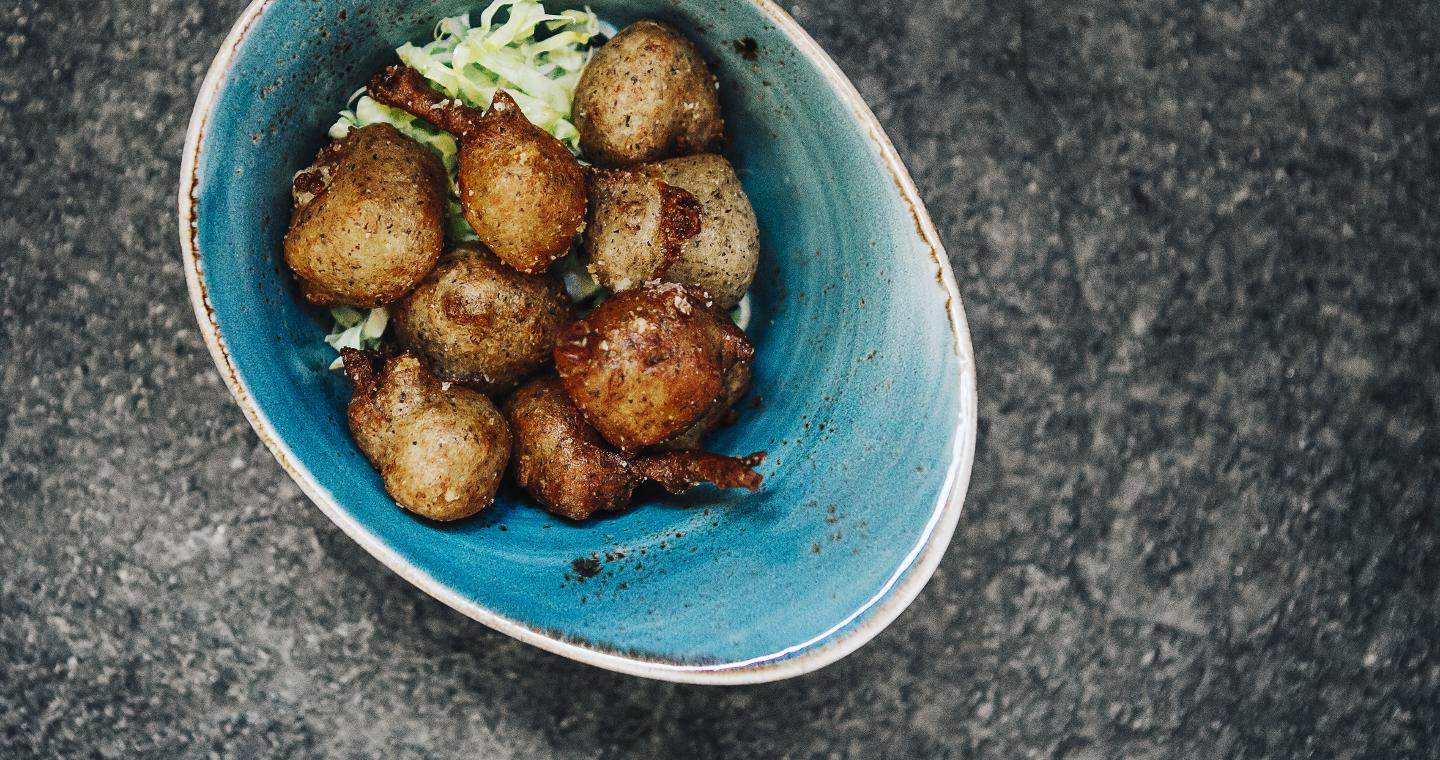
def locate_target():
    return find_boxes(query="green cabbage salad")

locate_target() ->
[323,305,389,358]
[321,0,604,369]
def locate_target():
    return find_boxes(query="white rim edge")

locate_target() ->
[178,0,978,686]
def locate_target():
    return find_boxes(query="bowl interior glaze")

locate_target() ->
[183,0,976,682]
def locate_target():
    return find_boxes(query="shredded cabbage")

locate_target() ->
[321,0,603,369]
[329,0,599,166]
[730,293,752,331]
[324,306,389,369]
[551,251,605,303]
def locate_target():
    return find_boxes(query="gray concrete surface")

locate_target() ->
[3,0,1439,757]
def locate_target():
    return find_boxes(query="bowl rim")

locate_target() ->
[178,0,978,685]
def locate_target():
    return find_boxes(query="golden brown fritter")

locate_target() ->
[651,154,760,310]
[582,166,701,292]
[572,20,724,167]
[506,376,763,521]
[283,123,446,307]
[553,283,754,452]
[584,154,759,309]
[342,349,510,521]
[654,350,751,451]
[367,66,586,274]
[505,376,643,521]
[632,450,764,494]
[391,244,571,395]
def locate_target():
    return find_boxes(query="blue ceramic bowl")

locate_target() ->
[180,0,976,683]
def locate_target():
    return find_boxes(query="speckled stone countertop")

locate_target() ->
[3,0,1438,756]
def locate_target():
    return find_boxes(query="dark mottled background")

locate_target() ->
[3,0,1438,757]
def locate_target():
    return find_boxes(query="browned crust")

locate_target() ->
[291,160,330,199]
[367,68,587,274]
[649,154,759,311]
[458,90,587,273]
[340,347,379,396]
[654,346,752,451]
[390,244,572,394]
[504,376,640,521]
[506,376,765,521]
[367,65,486,140]
[582,166,702,289]
[282,123,447,307]
[573,20,725,167]
[633,450,764,493]
[342,350,511,522]
[657,182,702,273]
[553,284,742,451]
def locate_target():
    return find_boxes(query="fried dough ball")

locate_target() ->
[573,20,724,167]
[584,154,759,309]
[506,376,763,521]
[633,450,764,496]
[342,349,510,521]
[283,123,446,307]
[656,350,751,451]
[368,66,586,273]
[391,244,570,394]
[505,376,644,521]
[653,155,760,310]
[553,283,754,452]
[582,166,701,292]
